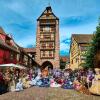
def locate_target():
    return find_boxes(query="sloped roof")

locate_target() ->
[0,27,19,53]
[72,34,93,44]
[37,6,59,20]
[60,56,70,62]
[0,27,6,34]
[23,48,36,53]
[0,39,19,53]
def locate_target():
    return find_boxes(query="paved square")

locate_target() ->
[0,87,99,100]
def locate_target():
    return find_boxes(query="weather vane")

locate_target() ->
[48,0,51,6]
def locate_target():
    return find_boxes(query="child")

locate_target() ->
[15,79,23,92]
[89,68,100,95]
[73,79,90,95]
[50,77,61,88]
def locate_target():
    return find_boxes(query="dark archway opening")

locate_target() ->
[41,61,53,70]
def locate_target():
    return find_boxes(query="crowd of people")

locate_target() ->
[0,67,100,95]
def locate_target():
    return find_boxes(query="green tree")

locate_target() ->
[84,18,100,68]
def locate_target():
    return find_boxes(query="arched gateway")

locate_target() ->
[41,61,53,70]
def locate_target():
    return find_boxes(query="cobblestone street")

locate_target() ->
[0,87,100,100]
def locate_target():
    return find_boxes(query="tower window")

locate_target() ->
[49,43,53,48]
[43,34,51,39]
[41,43,46,48]
[49,51,52,57]
[43,26,50,32]
[43,51,45,56]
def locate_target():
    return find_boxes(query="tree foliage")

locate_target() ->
[84,18,100,68]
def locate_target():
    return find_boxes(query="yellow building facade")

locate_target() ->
[70,34,93,70]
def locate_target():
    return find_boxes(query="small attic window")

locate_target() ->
[46,14,49,18]
[46,12,50,17]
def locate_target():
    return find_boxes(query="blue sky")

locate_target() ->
[0,0,100,56]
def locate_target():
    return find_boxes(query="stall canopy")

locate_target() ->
[0,63,26,69]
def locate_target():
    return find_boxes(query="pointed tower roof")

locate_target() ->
[37,6,59,21]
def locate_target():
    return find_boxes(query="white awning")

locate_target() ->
[0,63,26,69]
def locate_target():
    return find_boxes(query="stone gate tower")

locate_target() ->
[36,6,60,69]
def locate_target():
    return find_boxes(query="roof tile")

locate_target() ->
[72,34,93,44]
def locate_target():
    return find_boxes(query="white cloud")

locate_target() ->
[0,0,99,55]
[15,35,36,47]
[60,42,70,51]
[59,27,71,42]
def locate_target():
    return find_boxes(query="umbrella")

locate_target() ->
[0,63,26,69]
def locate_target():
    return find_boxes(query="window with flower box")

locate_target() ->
[41,42,54,49]
[40,34,54,41]
[49,51,53,57]
[49,42,54,48]
[41,50,54,58]
[41,43,46,49]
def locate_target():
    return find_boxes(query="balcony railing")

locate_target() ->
[40,22,56,25]
[40,47,55,50]
[40,38,55,42]
[40,56,54,59]
[40,31,55,33]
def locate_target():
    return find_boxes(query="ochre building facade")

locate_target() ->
[70,34,93,70]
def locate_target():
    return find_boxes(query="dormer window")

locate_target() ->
[5,35,11,45]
